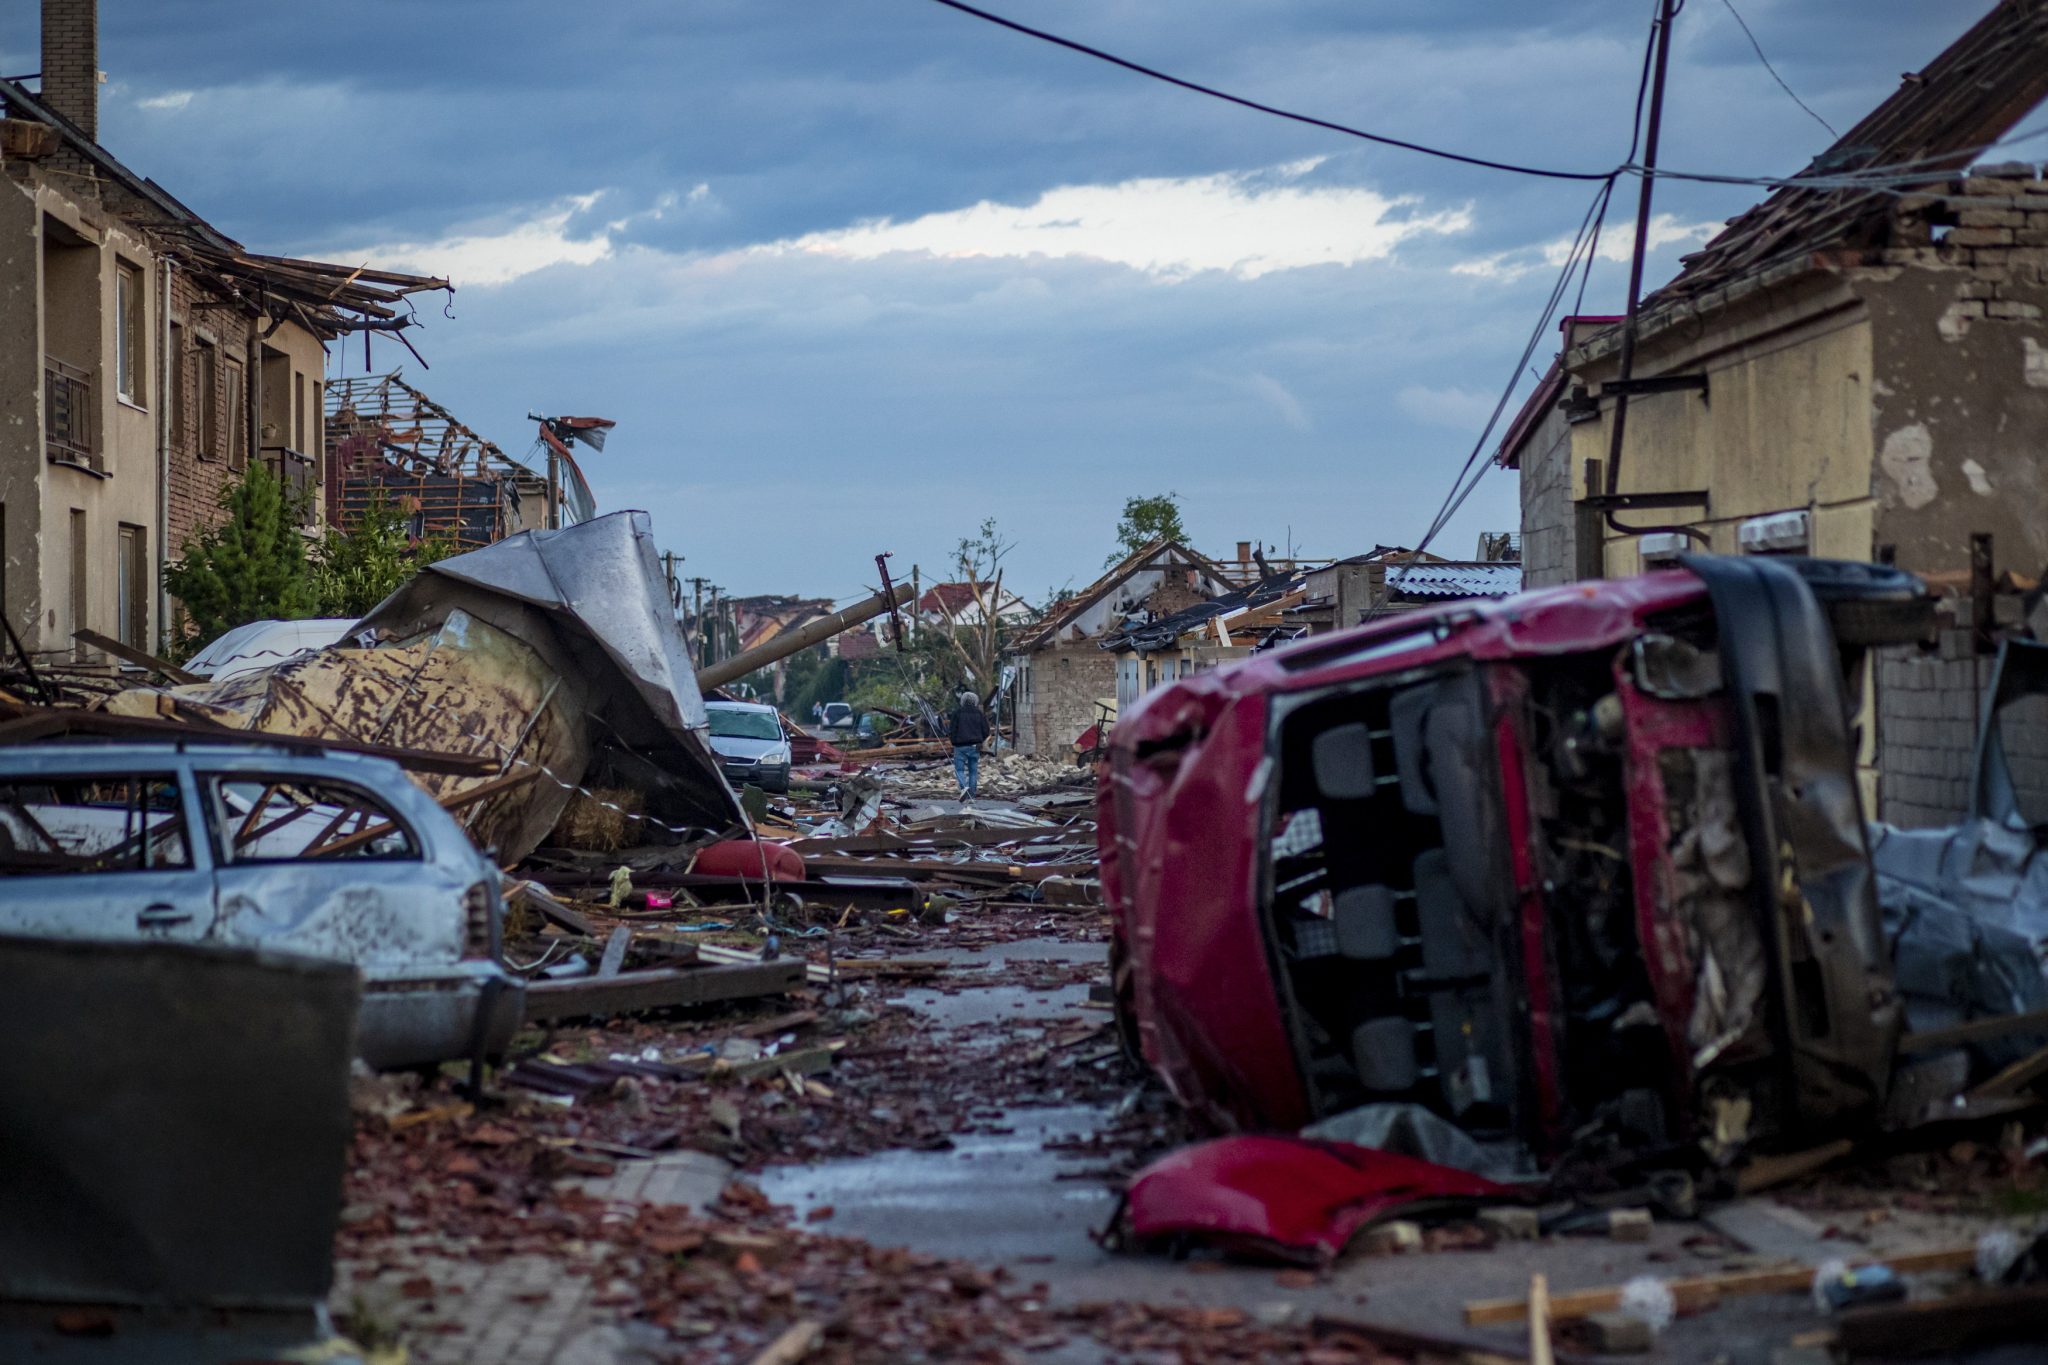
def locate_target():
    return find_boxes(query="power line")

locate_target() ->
[924,0,1614,182]
[1369,174,1618,620]
[1718,0,1839,140]
[926,0,2048,203]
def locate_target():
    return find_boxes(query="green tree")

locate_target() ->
[1107,492,1189,566]
[311,491,453,618]
[163,462,316,658]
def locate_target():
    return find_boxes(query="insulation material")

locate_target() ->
[109,513,741,863]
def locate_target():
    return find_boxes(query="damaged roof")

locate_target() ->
[1596,0,2048,340]
[1102,570,1311,654]
[1011,540,1235,653]
[327,373,529,479]
[0,76,450,340]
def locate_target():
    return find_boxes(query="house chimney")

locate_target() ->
[40,0,99,142]
[1236,540,1251,566]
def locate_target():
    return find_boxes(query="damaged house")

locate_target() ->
[324,372,548,550]
[1508,0,2048,827]
[0,0,448,664]
[1010,540,1237,757]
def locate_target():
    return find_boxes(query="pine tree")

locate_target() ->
[164,462,316,657]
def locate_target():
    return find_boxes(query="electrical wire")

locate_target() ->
[926,0,2048,199]
[1718,0,1838,140]
[924,0,1614,182]
[1367,175,1618,621]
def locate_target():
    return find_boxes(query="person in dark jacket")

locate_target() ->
[949,689,990,799]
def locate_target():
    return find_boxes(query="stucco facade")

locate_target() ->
[1548,167,2048,825]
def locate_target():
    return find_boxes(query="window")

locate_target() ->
[68,508,86,659]
[117,523,147,650]
[168,322,186,447]
[706,707,783,741]
[115,260,144,405]
[196,340,219,458]
[223,357,245,470]
[293,371,308,453]
[0,773,190,874]
[212,776,419,862]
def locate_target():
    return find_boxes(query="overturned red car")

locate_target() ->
[1099,556,1936,1166]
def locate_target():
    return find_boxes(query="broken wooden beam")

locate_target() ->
[72,629,201,683]
[522,960,804,1023]
[1462,1246,1979,1327]
[1898,1006,2048,1054]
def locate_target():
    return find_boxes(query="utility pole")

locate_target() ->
[1603,0,1677,503]
[688,577,709,666]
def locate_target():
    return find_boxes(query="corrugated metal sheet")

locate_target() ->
[1388,563,1523,598]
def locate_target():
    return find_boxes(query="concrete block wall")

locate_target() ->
[1875,628,1986,828]
[1019,644,1114,756]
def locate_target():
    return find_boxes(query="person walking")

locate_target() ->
[949,688,989,800]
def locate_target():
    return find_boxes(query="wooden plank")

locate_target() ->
[1736,1138,1855,1194]
[1834,1284,2048,1357]
[799,854,1095,883]
[1528,1274,1554,1365]
[597,927,632,978]
[1898,1007,2048,1054]
[510,881,595,937]
[1310,1312,1545,1363]
[1969,1039,2048,1099]
[522,960,803,1023]
[1463,1246,1978,1327]
[746,1320,822,1365]
[72,629,201,683]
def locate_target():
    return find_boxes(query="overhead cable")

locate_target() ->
[1718,0,1839,140]
[1370,175,1618,619]
[926,0,2048,200]
[924,0,1615,182]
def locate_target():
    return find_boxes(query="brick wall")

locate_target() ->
[39,0,98,142]
[1875,628,1987,828]
[165,270,254,553]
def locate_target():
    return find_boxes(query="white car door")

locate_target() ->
[0,762,217,941]
[202,770,467,973]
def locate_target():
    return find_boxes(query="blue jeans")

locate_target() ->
[952,745,980,796]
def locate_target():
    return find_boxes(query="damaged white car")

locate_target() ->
[0,742,523,1069]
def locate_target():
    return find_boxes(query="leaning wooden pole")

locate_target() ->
[698,583,915,691]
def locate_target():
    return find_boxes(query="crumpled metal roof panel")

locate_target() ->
[1389,562,1524,598]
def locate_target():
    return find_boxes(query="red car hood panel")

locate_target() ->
[1123,1136,1513,1265]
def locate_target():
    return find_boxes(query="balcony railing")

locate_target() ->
[261,445,320,525]
[44,357,102,474]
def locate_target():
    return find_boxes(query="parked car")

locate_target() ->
[0,742,523,1069]
[819,701,855,730]
[706,700,793,793]
[1100,555,1940,1167]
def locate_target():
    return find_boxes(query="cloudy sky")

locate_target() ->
[1,1,2016,602]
